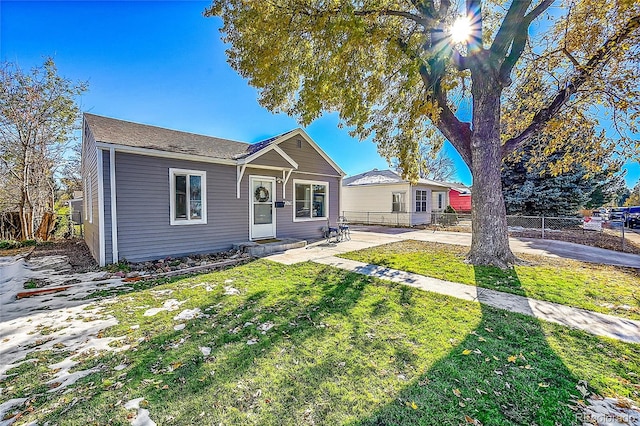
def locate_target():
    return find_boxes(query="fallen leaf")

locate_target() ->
[484,328,493,333]
[492,355,500,361]
[462,349,473,355]
[538,383,549,388]
[478,337,486,342]
[453,388,462,397]
[473,349,482,355]
[507,355,517,363]
[459,401,466,407]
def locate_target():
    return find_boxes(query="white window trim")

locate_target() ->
[415,189,428,213]
[293,179,329,222]
[169,168,207,226]
[392,191,406,213]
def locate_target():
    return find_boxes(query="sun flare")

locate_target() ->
[450,17,472,44]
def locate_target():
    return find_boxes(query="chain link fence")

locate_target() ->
[341,210,638,253]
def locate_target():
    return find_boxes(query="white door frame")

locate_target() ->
[249,175,276,240]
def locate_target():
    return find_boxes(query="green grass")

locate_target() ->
[339,240,640,320]
[2,260,639,425]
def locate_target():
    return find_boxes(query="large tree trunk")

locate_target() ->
[467,71,517,268]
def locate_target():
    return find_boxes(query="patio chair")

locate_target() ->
[338,216,350,241]
[322,218,341,243]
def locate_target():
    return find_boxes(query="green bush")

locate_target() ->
[0,239,36,249]
[439,205,459,226]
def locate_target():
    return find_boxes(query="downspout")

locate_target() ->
[110,148,118,263]
[97,149,106,266]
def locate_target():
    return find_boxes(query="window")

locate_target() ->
[416,190,428,212]
[170,168,206,225]
[392,192,405,212]
[294,180,328,221]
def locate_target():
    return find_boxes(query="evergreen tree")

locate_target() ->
[502,122,621,216]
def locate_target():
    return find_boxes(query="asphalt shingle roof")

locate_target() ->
[343,169,451,188]
[84,113,254,160]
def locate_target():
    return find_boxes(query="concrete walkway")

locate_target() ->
[266,229,640,343]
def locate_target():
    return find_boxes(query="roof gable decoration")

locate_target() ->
[266,128,346,177]
[237,142,299,169]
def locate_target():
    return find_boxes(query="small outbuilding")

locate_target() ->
[448,185,472,213]
[81,113,345,265]
[341,169,451,226]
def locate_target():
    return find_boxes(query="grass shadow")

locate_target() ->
[348,267,589,425]
[4,260,639,425]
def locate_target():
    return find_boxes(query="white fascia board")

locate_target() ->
[95,142,237,166]
[272,128,346,177]
[237,143,299,169]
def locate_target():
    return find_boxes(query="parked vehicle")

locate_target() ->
[609,207,628,222]
[626,206,640,228]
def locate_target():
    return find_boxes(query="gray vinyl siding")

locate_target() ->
[279,136,340,176]
[249,150,293,168]
[81,120,101,263]
[102,152,113,264]
[115,152,248,262]
[275,173,340,239]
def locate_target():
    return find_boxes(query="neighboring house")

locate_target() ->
[81,113,345,265]
[341,169,450,226]
[448,185,472,213]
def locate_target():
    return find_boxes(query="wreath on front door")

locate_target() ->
[254,186,270,202]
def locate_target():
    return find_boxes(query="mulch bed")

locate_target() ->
[28,239,98,272]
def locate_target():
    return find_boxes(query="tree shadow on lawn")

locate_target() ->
[12,261,639,425]
[350,267,598,426]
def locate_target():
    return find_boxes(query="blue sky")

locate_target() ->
[1,1,637,188]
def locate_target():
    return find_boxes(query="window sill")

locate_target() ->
[293,217,327,222]
[170,219,207,226]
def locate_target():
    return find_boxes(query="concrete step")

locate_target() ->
[233,239,307,257]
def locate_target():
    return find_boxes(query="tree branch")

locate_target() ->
[354,9,434,28]
[408,0,436,20]
[498,0,554,85]
[502,14,640,157]
[490,0,532,59]
[417,64,473,166]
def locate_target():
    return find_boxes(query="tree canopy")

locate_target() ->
[0,58,87,240]
[208,0,640,266]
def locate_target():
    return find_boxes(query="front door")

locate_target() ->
[250,176,276,240]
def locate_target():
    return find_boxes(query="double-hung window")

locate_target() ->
[392,192,405,213]
[170,168,207,225]
[416,190,428,212]
[294,180,328,221]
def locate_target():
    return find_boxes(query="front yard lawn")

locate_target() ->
[3,260,639,425]
[339,240,640,321]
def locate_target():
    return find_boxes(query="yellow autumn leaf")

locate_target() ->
[538,383,550,388]
[408,401,417,409]
[507,355,517,363]
[453,388,461,397]
[462,349,473,355]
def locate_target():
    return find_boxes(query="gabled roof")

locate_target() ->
[449,185,472,195]
[84,113,250,160]
[83,114,345,176]
[343,169,450,188]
